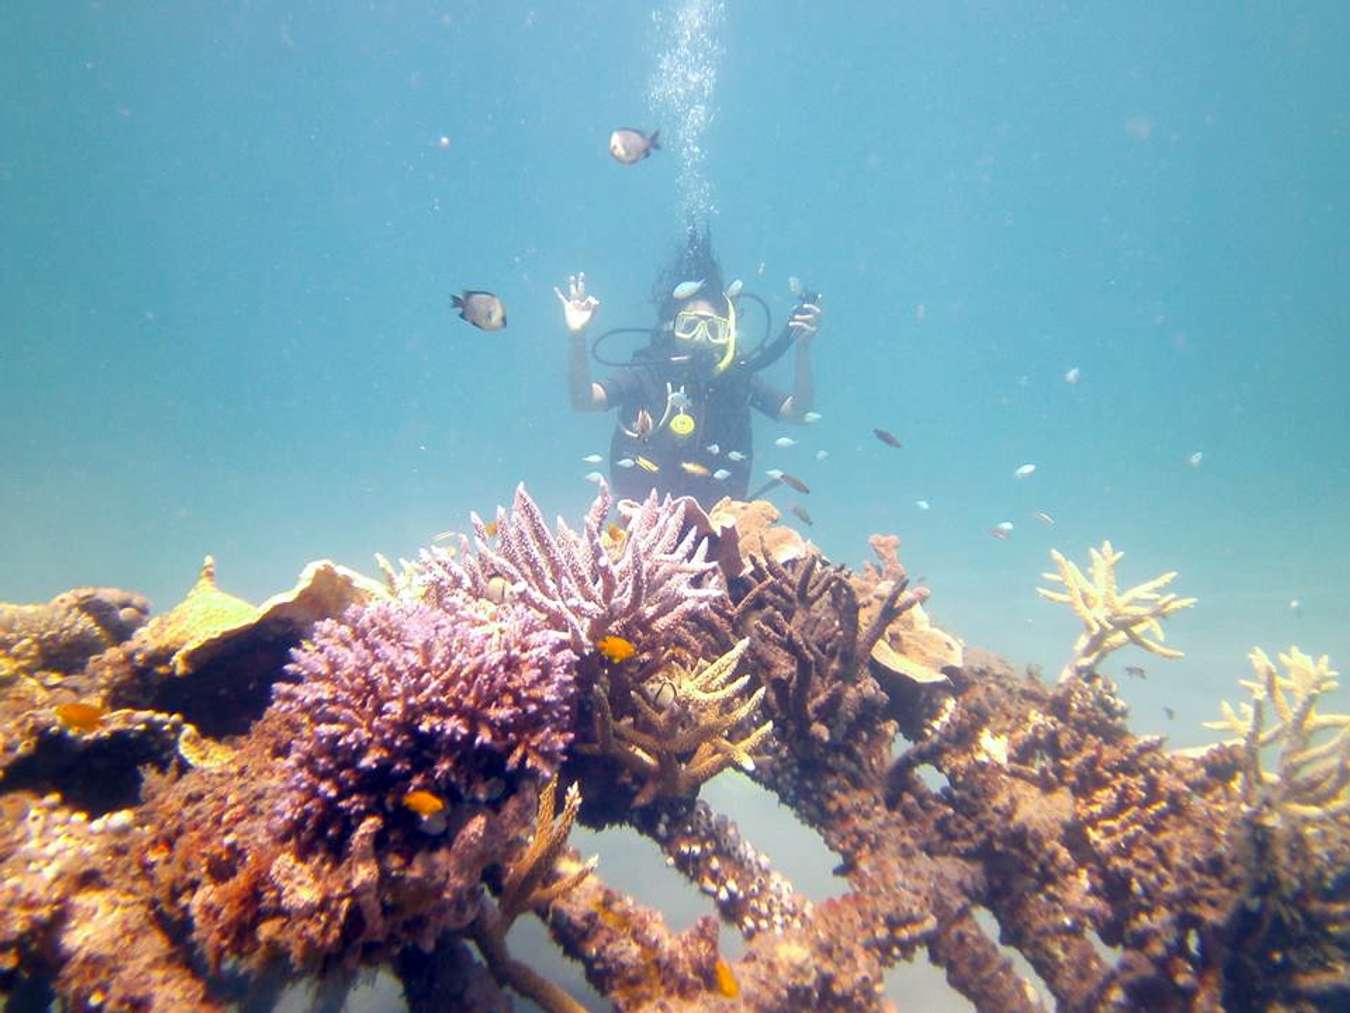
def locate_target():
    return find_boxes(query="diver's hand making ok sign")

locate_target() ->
[555,272,601,334]
[788,301,823,345]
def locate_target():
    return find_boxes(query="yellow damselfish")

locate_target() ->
[595,635,637,663]
[402,789,446,817]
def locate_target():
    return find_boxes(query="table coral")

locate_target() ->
[1,491,1347,1011]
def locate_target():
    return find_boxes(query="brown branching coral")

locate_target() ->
[1037,540,1196,682]
[580,638,773,806]
[470,776,595,1013]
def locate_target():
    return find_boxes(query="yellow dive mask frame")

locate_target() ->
[671,299,737,374]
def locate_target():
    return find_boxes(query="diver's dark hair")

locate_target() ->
[651,222,727,326]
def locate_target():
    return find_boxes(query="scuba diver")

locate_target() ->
[558,228,822,506]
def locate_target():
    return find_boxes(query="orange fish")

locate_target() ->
[873,427,903,449]
[605,522,627,543]
[55,701,106,732]
[402,790,446,817]
[713,958,740,998]
[679,461,711,477]
[595,635,637,663]
[635,455,660,473]
[483,519,499,537]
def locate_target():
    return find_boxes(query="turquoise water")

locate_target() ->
[3,2,1348,1008]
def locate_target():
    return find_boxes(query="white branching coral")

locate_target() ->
[1037,540,1196,682]
[582,638,773,806]
[1205,646,1349,821]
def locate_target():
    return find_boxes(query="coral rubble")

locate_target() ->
[1,485,1347,1010]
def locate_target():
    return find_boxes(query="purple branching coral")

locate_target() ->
[420,481,727,663]
[274,594,576,850]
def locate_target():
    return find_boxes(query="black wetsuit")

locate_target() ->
[598,346,789,505]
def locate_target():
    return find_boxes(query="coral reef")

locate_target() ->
[1,485,1347,1011]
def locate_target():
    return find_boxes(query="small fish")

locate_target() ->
[712,468,731,480]
[402,789,446,817]
[714,957,740,999]
[774,436,797,448]
[680,461,711,477]
[596,635,637,663]
[635,455,660,473]
[1032,510,1056,526]
[1163,705,1176,721]
[915,499,931,511]
[726,450,747,462]
[765,468,784,480]
[584,471,605,483]
[990,521,1014,540]
[1064,366,1081,384]
[1289,598,1302,615]
[485,575,515,604]
[802,411,822,423]
[873,428,903,449]
[1014,463,1037,479]
[778,472,810,494]
[482,520,499,537]
[451,290,507,331]
[633,408,654,441]
[609,127,660,164]
[790,503,814,526]
[672,279,705,300]
[788,275,802,296]
[616,457,636,469]
[668,389,692,411]
[55,701,106,732]
[1124,665,1146,680]
[582,453,604,464]
[725,279,743,299]
[705,443,720,455]
[815,449,829,461]
[605,522,626,544]
[1187,451,1204,468]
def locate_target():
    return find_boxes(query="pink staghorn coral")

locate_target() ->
[420,481,726,663]
[274,594,577,850]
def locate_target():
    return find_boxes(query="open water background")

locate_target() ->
[3,2,1348,1008]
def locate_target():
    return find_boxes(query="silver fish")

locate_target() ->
[774,436,797,448]
[705,443,720,455]
[1014,463,1036,479]
[582,453,603,464]
[712,468,731,481]
[765,468,784,480]
[451,290,507,331]
[815,449,829,461]
[725,279,743,299]
[726,450,747,462]
[672,279,705,300]
[608,127,660,164]
[616,458,636,469]
[668,389,692,411]
[802,411,822,423]
[788,275,802,296]
[584,471,605,484]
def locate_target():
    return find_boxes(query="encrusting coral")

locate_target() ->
[2,484,1348,1011]
[1037,539,1196,681]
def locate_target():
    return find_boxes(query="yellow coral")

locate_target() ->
[1036,540,1195,682]
[581,638,772,806]
[1205,646,1349,821]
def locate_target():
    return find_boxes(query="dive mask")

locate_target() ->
[671,301,737,374]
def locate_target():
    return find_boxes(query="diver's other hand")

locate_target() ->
[555,272,600,334]
[788,302,823,344]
